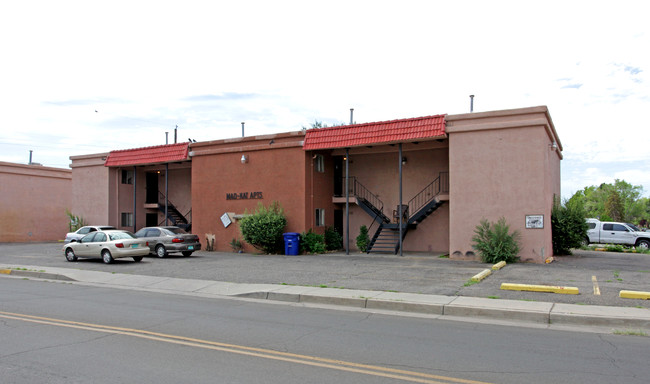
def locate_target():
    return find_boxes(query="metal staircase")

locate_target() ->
[360,172,448,254]
[158,192,192,231]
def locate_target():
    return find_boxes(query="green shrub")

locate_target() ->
[356,225,370,252]
[324,226,343,251]
[300,230,326,254]
[239,201,287,254]
[472,217,521,263]
[551,196,588,255]
[605,244,625,253]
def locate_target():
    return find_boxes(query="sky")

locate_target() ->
[1,0,648,199]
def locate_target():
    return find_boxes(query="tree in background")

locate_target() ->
[569,179,648,224]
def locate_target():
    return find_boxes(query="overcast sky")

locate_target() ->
[1,1,648,199]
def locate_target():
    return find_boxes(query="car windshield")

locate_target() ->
[163,227,187,235]
[627,223,641,232]
[109,232,137,240]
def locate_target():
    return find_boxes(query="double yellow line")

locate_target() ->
[0,311,493,384]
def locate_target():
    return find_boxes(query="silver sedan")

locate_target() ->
[62,230,149,264]
[134,226,201,257]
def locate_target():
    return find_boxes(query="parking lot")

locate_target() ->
[1,242,649,309]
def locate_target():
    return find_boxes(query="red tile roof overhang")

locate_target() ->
[104,143,190,167]
[303,114,447,151]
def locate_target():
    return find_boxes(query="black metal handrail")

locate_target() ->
[407,172,449,219]
[343,176,384,214]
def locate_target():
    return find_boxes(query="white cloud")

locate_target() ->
[1,0,650,194]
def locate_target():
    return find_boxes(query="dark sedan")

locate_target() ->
[134,226,201,257]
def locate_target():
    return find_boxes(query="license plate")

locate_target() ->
[131,244,139,248]
[188,246,194,250]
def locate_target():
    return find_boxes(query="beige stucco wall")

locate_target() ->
[70,153,111,226]
[0,161,71,242]
[446,106,562,263]
[334,141,450,253]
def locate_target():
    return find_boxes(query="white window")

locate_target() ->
[314,154,325,173]
[121,212,133,227]
[315,208,325,227]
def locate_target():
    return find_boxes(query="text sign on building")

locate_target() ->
[226,192,263,200]
[525,215,544,229]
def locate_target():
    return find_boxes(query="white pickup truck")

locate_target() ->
[586,218,650,249]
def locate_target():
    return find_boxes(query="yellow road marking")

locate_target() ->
[592,276,600,296]
[0,311,493,384]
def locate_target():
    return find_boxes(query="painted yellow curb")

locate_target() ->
[619,290,650,300]
[492,261,506,270]
[0,269,12,275]
[501,283,579,295]
[471,269,492,282]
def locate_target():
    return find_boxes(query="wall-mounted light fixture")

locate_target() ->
[549,142,558,151]
[241,154,248,164]
[402,157,407,165]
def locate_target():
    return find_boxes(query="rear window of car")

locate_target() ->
[109,232,137,240]
[587,223,596,229]
[164,227,187,235]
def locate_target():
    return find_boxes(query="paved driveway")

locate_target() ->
[1,243,649,308]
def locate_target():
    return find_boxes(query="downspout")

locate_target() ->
[345,148,350,255]
[165,163,169,226]
[133,166,137,233]
[398,143,403,256]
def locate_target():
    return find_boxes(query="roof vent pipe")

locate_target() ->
[174,125,178,144]
[29,150,33,164]
[350,108,354,125]
[241,122,245,137]
[470,95,474,113]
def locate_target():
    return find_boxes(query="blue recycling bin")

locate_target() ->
[283,232,300,255]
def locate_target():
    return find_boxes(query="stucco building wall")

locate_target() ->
[70,153,111,226]
[0,162,71,242]
[446,106,562,263]
[190,132,313,251]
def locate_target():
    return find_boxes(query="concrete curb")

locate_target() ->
[3,266,650,332]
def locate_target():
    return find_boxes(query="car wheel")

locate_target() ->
[102,249,114,264]
[65,248,77,262]
[581,237,590,247]
[182,251,193,257]
[156,245,167,258]
[636,239,650,250]
[133,256,143,262]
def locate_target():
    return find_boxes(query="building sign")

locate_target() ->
[525,215,544,229]
[226,192,263,200]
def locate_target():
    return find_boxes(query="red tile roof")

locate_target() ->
[104,143,190,167]
[303,114,446,151]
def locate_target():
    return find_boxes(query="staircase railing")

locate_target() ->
[157,191,190,227]
[342,176,385,216]
[407,172,449,220]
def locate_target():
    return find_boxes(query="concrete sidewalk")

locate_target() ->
[3,265,650,334]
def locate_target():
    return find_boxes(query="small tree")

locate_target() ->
[239,201,287,254]
[356,225,370,252]
[65,209,86,231]
[324,226,343,251]
[472,217,521,263]
[551,196,588,255]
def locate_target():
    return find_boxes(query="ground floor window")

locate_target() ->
[121,212,134,227]
[315,208,325,226]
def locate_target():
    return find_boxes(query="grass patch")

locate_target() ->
[487,296,500,299]
[439,254,449,258]
[464,280,478,287]
[613,330,648,337]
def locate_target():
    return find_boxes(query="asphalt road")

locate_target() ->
[2,277,650,384]
[1,242,650,309]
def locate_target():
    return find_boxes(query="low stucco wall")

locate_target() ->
[0,162,72,242]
